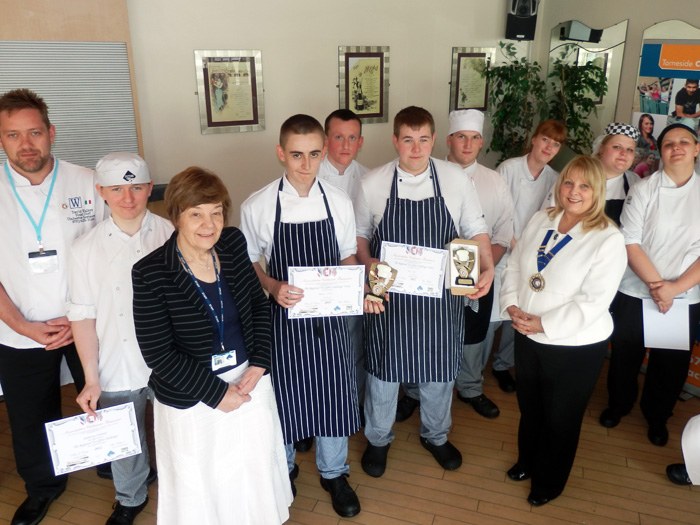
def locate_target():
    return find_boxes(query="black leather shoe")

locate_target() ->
[97,462,113,479]
[105,497,148,525]
[420,438,462,470]
[361,443,390,477]
[294,436,314,452]
[666,463,692,485]
[507,463,530,481]
[648,423,669,447]
[12,491,62,525]
[599,408,622,428]
[492,369,516,393]
[457,392,500,418]
[395,395,420,422]
[527,491,559,506]
[320,475,361,517]
[289,463,299,497]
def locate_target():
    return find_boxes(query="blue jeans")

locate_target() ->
[285,436,349,479]
[100,388,152,507]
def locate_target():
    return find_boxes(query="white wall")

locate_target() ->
[126,0,543,222]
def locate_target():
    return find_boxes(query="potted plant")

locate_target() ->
[482,42,548,164]
[547,44,608,154]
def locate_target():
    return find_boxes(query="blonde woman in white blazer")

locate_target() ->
[500,155,627,506]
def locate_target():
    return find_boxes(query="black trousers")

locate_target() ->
[0,343,84,498]
[514,332,607,497]
[608,292,700,425]
[463,284,494,344]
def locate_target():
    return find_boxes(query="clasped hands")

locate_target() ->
[507,305,544,336]
[216,365,265,413]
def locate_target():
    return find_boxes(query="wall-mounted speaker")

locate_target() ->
[505,0,539,41]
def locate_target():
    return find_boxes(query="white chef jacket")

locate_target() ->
[619,170,700,303]
[463,161,514,249]
[67,211,174,391]
[0,159,108,348]
[317,157,368,203]
[500,210,627,346]
[240,175,357,264]
[354,157,487,241]
[497,154,558,238]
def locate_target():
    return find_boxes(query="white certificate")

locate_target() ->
[642,298,690,351]
[288,265,365,319]
[45,402,142,475]
[380,241,447,298]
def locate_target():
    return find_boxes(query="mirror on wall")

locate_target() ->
[547,19,628,146]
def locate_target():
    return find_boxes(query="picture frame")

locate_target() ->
[577,49,610,105]
[338,46,390,123]
[194,49,264,134]
[449,47,494,112]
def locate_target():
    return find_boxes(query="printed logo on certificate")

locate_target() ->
[288,265,365,319]
[45,402,142,475]
[379,241,447,298]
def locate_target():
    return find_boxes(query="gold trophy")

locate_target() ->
[366,261,397,303]
[453,246,476,286]
[447,239,479,295]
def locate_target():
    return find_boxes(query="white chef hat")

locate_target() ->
[95,152,151,186]
[448,109,484,135]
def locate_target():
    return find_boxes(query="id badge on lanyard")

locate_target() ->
[212,349,237,371]
[28,250,59,274]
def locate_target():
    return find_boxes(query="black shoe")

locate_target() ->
[294,436,314,452]
[648,423,669,447]
[361,443,390,477]
[289,464,299,497]
[507,463,530,481]
[457,392,500,419]
[420,438,462,470]
[11,492,62,525]
[105,497,148,525]
[320,475,361,517]
[492,369,516,393]
[599,408,622,428]
[395,395,420,422]
[666,463,692,485]
[527,491,559,506]
[97,462,113,480]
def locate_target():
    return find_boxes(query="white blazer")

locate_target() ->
[500,210,627,346]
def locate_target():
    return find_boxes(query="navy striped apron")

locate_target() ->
[365,160,464,383]
[268,179,359,444]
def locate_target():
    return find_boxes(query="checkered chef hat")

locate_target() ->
[604,122,640,142]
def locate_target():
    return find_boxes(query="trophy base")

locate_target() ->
[455,278,475,286]
[365,294,385,303]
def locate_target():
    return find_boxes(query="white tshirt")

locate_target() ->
[497,154,558,238]
[354,157,487,241]
[607,171,642,201]
[240,175,357,264]
[67,211,174,391]
[0,159,108,348]
[317,157,368,203]
[619,170,700,302]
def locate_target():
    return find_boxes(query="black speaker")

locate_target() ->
[505,0,539,41]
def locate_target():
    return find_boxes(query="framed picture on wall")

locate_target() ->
[194,50,265,134]
[449,47,494,112]
[338,46,390,123]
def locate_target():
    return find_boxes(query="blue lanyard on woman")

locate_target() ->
[529,229,572,292]
[176,247,225,353]
[4,158,59,252]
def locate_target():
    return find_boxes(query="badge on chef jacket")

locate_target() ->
[28,250,59,274]
[212,349,237,371]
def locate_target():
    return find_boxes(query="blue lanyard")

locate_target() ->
[4,159,59,251]
[176,247,225,352]
[537,229,572,272]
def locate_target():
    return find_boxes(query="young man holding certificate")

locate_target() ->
[240,114,362,518]
[353,106,494,475]
[67,153,173,525]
